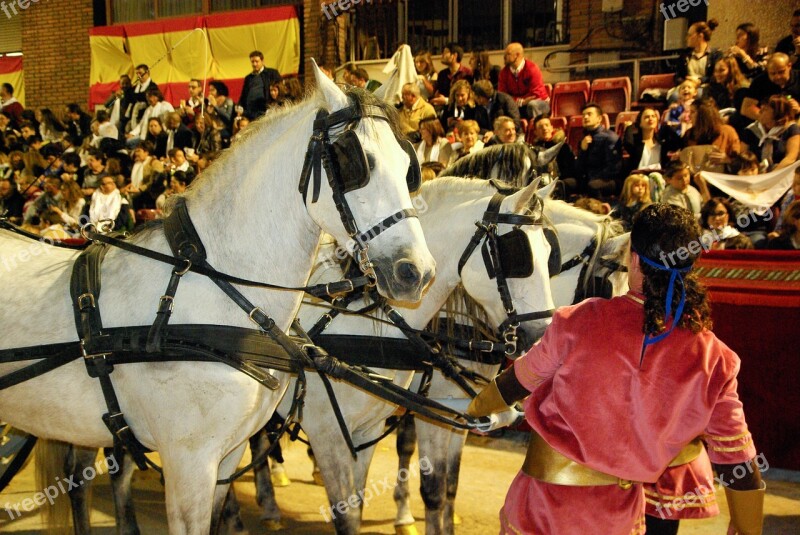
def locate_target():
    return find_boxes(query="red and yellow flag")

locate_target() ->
[89,6,300,109]
[0,56,24,106]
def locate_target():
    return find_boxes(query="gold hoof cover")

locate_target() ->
[395,523,419,535]
[262,519,283,531]
[271,471,291,488]
[312,470,325,486]
[453,512,462,525]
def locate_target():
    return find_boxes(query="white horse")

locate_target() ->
[0,62,435,534]
[215,177,553,534]
[391,185,631,535]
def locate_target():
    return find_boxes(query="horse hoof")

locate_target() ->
[271,471,291,487]
[262,519,283,531]
[312,470,325,486]
[394,523,419,535]
[453,512,462,525]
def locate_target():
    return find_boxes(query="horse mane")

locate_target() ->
[443,144,536,188]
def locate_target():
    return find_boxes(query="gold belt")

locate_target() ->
[667,438,704,467]
[523,432,635,489]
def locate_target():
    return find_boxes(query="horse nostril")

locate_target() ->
[394,260,422,287]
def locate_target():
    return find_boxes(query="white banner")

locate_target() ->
[699,161,800,215]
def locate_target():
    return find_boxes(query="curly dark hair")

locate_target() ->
[631,204,712,336]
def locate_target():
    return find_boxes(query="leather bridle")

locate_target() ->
[457,193,555,356]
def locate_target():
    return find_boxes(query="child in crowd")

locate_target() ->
[664,79,698,136]
[612,174,652,229]
[766,199,800,250]
[661,161,704,218]
[573,196,611,215]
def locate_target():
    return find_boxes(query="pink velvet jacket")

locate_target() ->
[514,292,756,483]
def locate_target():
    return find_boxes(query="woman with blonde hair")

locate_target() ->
[414,51,438,100]
[612,173,652,230]
[442,79,476,132]
[451,119,483,163]
[415,117,453,165]
[52,178,86,229]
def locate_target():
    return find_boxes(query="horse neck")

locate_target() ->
[183,100,320,287]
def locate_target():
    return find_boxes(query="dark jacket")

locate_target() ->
[576,126,622,183]
[676,47,724,85]
[474,91,522,133]
[622,123,684,176]
[0,188,25,222]
[441,103,477,132]
[239,68,282,120]
[67,112,93,143]
[168,123,196,152]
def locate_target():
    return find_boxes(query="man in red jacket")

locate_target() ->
[498,42,550,120]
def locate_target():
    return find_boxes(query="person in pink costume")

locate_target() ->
[468,203,765,535]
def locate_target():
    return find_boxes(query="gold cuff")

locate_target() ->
[725,482,766,535]
[466,380,510,417]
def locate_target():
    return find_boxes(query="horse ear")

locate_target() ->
[311,58,349,111]
[537,180,557,201]
[508,178,541,214]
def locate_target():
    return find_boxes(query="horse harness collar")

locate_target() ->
[457,193,555,356]
[298,98,421,281]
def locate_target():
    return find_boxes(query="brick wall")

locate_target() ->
[21,0,93,111]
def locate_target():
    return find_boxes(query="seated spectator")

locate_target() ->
[0,177,24,223]
[441,79,477,133]
[726,23,767,80]
[40,143,65,179]
[684,97,741,169]
[699,197,753,250]
[167,148,192,174]
[414,118,453,166]
[661,161,704,217]
[164,112,195,153]
[64,103,93,145]
[740,53,800,122]
[178,79,207,129]
[207,80,235,136]
[624,107,683,176]
[705,57,750,132]
[52,177,85,229]
[775,9,800,66]
[451,120,483,163]
[93,110,119,147]
[232,116,250,144]
[23,176,61,224]
[145,117,168,160]
[398,83,436,141]
[80,148,108,197]
[281,77,304,104]
[575,103,622,199]
[528,115,576,187]
[414,51,438,101]
[127,140,163,199]
[765,199,800,250]
[612,173,652,230]
[350,68,381,93]
[36,108,66,143]
[89,175,123,226]
[129,89,174,143]
[498,42,549,119]
[268,82,285,109]
[0,83,24,128]
[469,48,501,89]
[430,43,473,108]
[742,95,800,171]
[39,208,71,240]
[676,19,722,86]
[663,79,698,136]
[191,114,223,156]
[772,166,800,237]
[472,80,521,136]
[156,170,193,212]
[421,161,444,183]
[485,116,521,147]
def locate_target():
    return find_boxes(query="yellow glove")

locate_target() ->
[725,481,766,535]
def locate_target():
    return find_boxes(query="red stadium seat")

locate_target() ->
[632,73,675,112]
[550,80,590,118]
[615,110,640,138]
[566,115,584,154]
[589,77,631,123]
[544,83,553,99]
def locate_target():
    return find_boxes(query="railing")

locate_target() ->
[543,54,680,99]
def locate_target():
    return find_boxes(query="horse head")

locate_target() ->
[303,60,435,302]
[457,179,555,351]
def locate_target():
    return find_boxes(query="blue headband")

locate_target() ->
[634,248,693,346]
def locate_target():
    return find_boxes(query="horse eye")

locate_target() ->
[366,153,376,171]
